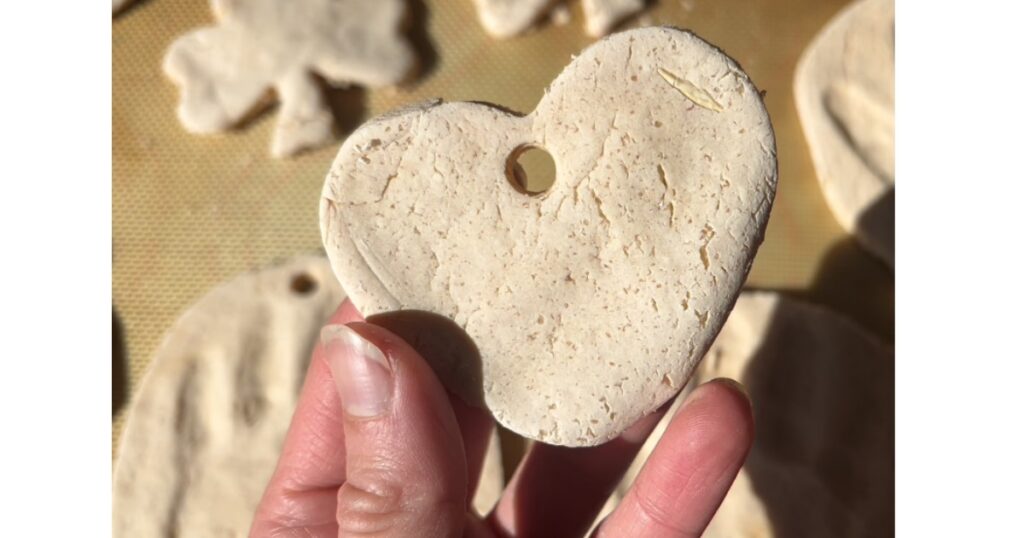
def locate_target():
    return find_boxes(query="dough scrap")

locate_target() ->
[163,0,414,158]
[113,0,133,15]
[582,0,645,37]
[473,0,645,38]
[602,292,894,536]
[112,257,504,535]
[795,0,894,265]
[550,4,572,26]
[321,27,777,446]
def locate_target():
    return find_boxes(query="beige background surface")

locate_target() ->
[113,0,893,458]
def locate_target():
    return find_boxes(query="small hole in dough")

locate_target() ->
[290,273,317,295]
[506,146,557,195]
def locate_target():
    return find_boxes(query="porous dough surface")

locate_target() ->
[795,0,894,266]
[321,27,777,446]
[472,0,644,38]
[600,291,894,536]
[163,0,414,158]
[112,256,508,536]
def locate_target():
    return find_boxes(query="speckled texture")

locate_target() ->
[163,0,414,157]
[321,27,777,446]
[473,0,644,38]
[795,0,894,266]
[112,257,344,537]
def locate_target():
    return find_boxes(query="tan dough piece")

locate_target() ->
[473,429,506,515]
[582,0,644,37]
[113,257,342,536]
[321,27,777,446]
[472,0,644,38]
[795,0,894,266]
[608,292,894,536]
[163,0,414,158]
[113,0,133,15]
[471,0,553,38]
[550,4,572,26]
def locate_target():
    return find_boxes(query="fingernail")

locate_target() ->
[712,377,751,401]
[683,378,751,412]
[321,324,393,417]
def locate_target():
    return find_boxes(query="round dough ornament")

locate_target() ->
[113,257,343,537]
[795,0,894,266]
[321,27,778,446]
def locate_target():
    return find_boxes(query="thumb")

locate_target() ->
[320,322,467,537]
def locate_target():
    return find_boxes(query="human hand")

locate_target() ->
[251,300,753,537]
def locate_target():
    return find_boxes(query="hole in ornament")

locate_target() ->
[290,273,317,295]
[506,146,556,195]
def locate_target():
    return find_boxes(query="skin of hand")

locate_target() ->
[250,300,754,538]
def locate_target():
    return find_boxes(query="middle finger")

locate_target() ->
[485,404,670,537]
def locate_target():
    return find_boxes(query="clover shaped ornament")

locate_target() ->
[321,28,777,446]
[164,0,415,158]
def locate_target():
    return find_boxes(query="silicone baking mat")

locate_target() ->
[112,0,893,458]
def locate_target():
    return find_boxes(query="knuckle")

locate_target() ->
[336,478,407,535]
[335,467,465,537]
[634,485,699,536]
[251,488,329,537]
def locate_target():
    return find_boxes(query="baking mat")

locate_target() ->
[113,0,893,458]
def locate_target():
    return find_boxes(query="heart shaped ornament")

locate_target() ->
[321,27,777,446]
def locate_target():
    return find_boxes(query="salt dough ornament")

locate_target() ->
[605,292,894,536]
[113,257,342,536]
[473,0,644,38]
[795,0,894,266]
[321,27,777,446]
[163,0,414,158]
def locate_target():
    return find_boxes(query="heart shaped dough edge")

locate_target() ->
[321,27,777,446]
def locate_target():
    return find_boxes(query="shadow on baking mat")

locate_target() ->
[403,0,439,81]
[738,302,894,537]
[856,186,895,269]
[367,310,485,407]
[322,85,368,137]
[786,234,894,344]
[112,0,152,18]
[113,309,129,415]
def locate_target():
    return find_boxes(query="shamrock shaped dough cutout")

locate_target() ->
[473,0,644,38]
[321,27,777,446]
[164,0,415,157]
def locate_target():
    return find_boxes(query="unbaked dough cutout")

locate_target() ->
[473,0,645,38]
[163,0,415,158]
[321,27,778,446]
[600,292,894,536]
[796,0,894,266]
[112,257,504,536]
